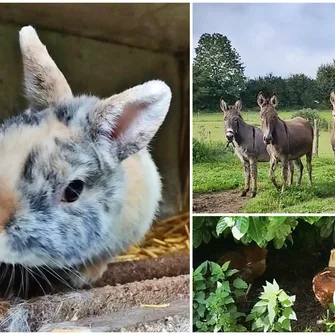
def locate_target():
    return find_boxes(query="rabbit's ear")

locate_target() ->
[19,26,73,110]
[90,80,171,161]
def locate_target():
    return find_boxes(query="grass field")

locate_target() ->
[193,111,335,213]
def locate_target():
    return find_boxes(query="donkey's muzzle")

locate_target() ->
[226,132,234,142]
[263,135,272,144]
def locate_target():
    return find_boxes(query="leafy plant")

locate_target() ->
[292,109,329,131]
[246,280,296,332]
[193,216,219,248]
[193,260,248,332]
[193,215,331,249]
[193,138,232,164]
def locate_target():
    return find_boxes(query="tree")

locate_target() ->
[286,74,317,109]
[193,33,246,111]
[241,74,287,109]
[316,60,335,105]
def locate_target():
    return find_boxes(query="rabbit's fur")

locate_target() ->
[0,26,171,288]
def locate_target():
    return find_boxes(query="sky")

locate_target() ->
[193,3,335,79]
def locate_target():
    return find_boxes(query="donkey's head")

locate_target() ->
[257,92,278,144]
[330,91,335,120]
[220,98,242,142]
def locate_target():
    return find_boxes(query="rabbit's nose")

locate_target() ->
[0,191,16,230]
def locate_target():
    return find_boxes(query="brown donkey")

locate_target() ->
[330,91,335,155]
[220,98,294,197]
[257,92,313,192]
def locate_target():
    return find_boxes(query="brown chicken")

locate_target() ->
[216,244,268,295]
[312,249,335,318]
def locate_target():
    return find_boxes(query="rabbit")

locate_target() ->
[0,26,172,289]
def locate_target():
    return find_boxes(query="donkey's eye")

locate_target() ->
[62,180,84,203]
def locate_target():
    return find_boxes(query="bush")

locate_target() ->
[292,109,329,131]
[246,280,296,332]
[193,138,233,163]
[193,261,248,332]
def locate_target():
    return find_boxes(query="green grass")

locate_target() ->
[193,155,335,213]
[193,111,335,213]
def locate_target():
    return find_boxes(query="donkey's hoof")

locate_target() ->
[250,192,257,198]
[240,190,248,197]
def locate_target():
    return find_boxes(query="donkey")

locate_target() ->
[257,92,313,192]
[329,91,335,155]
[220,98,294,197]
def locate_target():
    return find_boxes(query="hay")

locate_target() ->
[114,212,189,262]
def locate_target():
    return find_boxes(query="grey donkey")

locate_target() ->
[220,98,295,197]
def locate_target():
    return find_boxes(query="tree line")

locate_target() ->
[193,33,335,111]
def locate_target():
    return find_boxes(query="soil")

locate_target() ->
[193,189,247,213]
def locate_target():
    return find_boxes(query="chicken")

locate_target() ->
[312,249,335,319]
[216,244,268,296]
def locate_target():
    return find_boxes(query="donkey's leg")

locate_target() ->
[281,158,289,193]
[288,161,294,186]
[250,158,258,198]
[269,157,280,190]
[241,160,250,197]
[294,158,303,185]
[306,152,313,186]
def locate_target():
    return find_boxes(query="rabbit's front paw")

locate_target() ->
[69,262,109,289]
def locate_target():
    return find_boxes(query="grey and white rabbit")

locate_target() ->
[0,26,171,288]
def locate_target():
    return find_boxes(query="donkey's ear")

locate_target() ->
[235,99,242,112]
[19,26,73,110]
[220,98,228,113]
[89,80,171,161]
[270,94,278,107]
[330,91,335,107]
[257,92,265,107]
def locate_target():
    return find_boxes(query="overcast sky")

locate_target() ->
[193,3,335,79]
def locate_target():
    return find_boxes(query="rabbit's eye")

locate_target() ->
[62,180,84,203]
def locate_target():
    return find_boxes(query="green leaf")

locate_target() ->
[216,217,235,235]
[197,304,206,318]
[202,229,212,244]
[195,280,206,290]
[233,278,248,289]
[221,261,230,271]
[209,261,222,274]
[221,280,231,293]
[281,318,292,331]
[231,216,249,240]
[247,217,266,244]
[267,296,277,324]
[303,216,322,224]
[252,317,265,331]
[194,291,206,304]
[194,261,208,275]
[245,312,257,322]
[193,217,205,230]
[193,229,203,248]
[253,300,269,307]
[226,269,239,277]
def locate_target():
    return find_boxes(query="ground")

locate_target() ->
[193,189,247,213]
[193,110,335,213]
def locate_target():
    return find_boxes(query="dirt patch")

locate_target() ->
[193,189,247,213]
